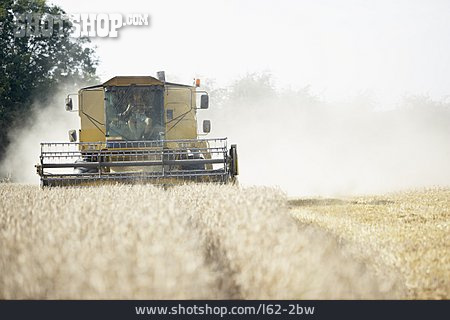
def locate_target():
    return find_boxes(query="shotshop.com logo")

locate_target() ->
[11,13,150,38]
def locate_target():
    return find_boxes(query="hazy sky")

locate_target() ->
[51,0,450,105]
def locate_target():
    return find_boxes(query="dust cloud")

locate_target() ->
[202,75,450,196]
[0,87,79,184]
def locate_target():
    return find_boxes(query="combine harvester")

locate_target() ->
[36,72,238,187]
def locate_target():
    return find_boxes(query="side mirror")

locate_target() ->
[200,95,209,109]
[203,120,211,133]
[68,129,77,142]
[65,97,73,111]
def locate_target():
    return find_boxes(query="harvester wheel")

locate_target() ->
[229,144,239,177]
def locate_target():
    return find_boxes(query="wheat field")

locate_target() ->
[0,183,448,299]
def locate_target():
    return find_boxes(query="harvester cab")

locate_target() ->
[36,72,239,187]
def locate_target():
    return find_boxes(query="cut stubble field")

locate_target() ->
[0,183,448,299]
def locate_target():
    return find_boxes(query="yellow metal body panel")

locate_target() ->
[78,88,105,147]
[164,84,197,140]
[103,76,163,87]
[78,76,165,147]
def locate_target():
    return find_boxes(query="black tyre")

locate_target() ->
[229,144,239,177]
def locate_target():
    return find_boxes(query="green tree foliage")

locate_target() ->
[0,0,98,158]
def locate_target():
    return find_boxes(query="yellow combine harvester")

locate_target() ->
[36,72,238,187]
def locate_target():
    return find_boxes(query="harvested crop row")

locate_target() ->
[290,188,450,299]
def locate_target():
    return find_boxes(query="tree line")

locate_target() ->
[0,0,98,160]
